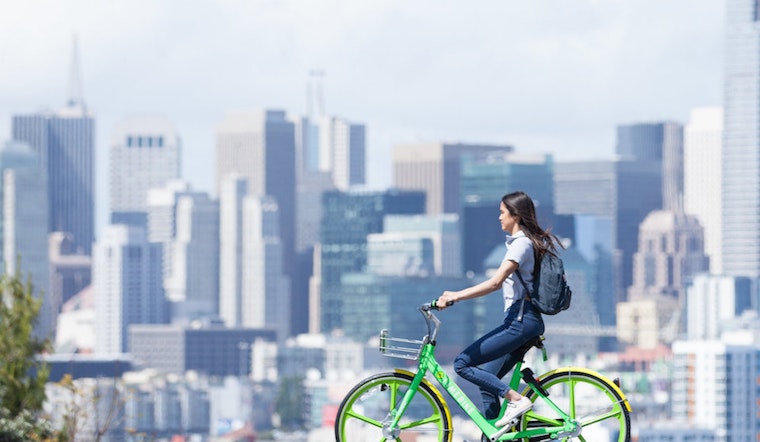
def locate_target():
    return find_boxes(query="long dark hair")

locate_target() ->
[501,191,563,265]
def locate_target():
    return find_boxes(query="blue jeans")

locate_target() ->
[453,300,544,419]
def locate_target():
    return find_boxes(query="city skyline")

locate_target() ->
[0,1,725,237]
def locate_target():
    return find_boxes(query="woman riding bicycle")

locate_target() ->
[436,190,563,429]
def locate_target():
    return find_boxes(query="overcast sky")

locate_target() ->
[0,1,725,232]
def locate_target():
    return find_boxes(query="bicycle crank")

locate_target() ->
[555,421,582,439]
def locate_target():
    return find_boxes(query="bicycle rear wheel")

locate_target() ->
[334,370,453,442]
[519,367,631,441]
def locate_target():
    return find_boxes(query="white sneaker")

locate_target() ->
[494,396,532,428]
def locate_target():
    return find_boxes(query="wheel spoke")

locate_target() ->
[335,372,452,442]
[520,370,630,442]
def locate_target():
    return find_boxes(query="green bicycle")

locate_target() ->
[335,302,632,441]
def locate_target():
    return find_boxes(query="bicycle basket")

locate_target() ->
[379,329,426,360]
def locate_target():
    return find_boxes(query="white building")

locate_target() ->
[94,224,165,353]
[722,0,760,278]
[219,174,290,340]
[672,336,760,441]
[242,193,290,339]
[147,180,220,323]
[686,274,752,340]
[109,114,181,226]
[219,175,247,328]
[165,191,219,322]
[684,107,723,273]
[0,141,51,338]
[313,116,365,190]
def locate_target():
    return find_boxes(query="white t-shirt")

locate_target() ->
[501,230,535,311]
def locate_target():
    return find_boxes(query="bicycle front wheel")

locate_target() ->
[334,370,453,442]
[519,367,631,441]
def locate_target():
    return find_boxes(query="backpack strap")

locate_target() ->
[514,269,532,298]
[513,270,530,321]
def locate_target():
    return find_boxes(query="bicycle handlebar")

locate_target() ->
[421,300,454,311]
[419,300,451,343]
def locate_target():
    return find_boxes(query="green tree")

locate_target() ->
[0,270,57,441]
[275,375,306,430]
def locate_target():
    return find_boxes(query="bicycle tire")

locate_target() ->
[334,370,453,442]
[519,367,631,442]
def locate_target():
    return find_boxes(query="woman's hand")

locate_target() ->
[436,291,458,310]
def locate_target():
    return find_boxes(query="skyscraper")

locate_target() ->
[672,338,760,439]
[12,108,94,255]
[0,141,51,338]
[315,189,426,333]
[11,39,94,254]
[392,142,513,215]
[722,0,760,277]
[110,114,181,227]
[93,224,166,354]
[241,194,290,340]
[219,175,248,328]
[216,110,296,331]
[313,116,366,190]
[218,174,290,340]
[164,191,219,323]
[684,107,723,274]
[615,122,681,296]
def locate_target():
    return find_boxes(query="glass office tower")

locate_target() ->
[722,0,760,277]
[12,108,94,255]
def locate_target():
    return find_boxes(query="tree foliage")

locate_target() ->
[275,375,306,430]
[0,271,56,441]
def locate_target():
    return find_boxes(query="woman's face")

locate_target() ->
[499,202,519,233]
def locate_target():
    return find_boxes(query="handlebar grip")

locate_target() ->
[424,300,454,311]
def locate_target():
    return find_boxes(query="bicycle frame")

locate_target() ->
[385,304,578,441]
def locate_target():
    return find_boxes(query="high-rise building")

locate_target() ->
[315,189,426,334]
[164,191,219,322]
[617,210,708,348]
[109,115,181,227]
[11,37,94,255]
[381,214,461,278]
[216,110,296,330]
[392,142,513,215]
[684,107,723,274]
[11,107,94,255]
[722,0,760,277]
[147,180,207,320]
[685,274,752,340]
[0,141,51,338]
[615,122,683,293]
[314,116,366,190]
[555,158,662,346]
[219,175,247,328]
[219,175,290,340]
[672,337,760,439]
[93,224,166,353]
[628,210,709,302]
[242,194,290,339]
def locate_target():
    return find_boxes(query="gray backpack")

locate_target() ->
[515,252,572,315]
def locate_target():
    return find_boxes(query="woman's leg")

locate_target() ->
[479,351,521,419]
[454,314,536,399]
[456,305,544,417]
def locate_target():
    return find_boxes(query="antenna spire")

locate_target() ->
[307,69,325,118]
[67,33,86,111]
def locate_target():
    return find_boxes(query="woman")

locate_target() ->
[436,190,563,428]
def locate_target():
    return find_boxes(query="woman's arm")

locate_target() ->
[436,259,518,309]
